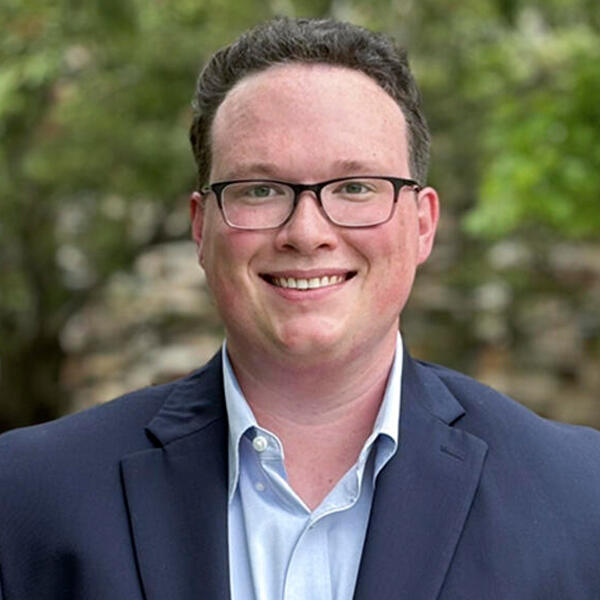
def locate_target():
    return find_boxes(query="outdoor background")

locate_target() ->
[1,0,599,433]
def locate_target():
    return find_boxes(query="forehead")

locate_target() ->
[210,63,409,181]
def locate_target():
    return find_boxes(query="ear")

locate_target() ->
[415,186,440,265]
[190,191,205,264]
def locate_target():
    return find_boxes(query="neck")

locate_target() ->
[226,332,398,508]
[227,332,397,422]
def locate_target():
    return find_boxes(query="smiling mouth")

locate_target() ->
[261,272,356,290]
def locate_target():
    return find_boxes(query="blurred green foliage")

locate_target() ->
[1,0,598,430]
[464,24,600,237]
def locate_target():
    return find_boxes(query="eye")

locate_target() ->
[226,182,288,203]
[246,184,279,198]
[337,181,371,195]
[331,180,381,200]
[239,182,289,199]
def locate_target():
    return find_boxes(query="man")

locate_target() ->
[0,17,599,600]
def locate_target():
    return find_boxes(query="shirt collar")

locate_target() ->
[222,333,403,502]
[222,342,257,501]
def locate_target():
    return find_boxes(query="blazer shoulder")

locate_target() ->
[0,358,225,547]
[0,350,225,480]
[0,350,224,452]
[415,358,600,500]
[417,359,600,443]
[1,379,170,456]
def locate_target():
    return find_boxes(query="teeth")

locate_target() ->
[273,275,345,290]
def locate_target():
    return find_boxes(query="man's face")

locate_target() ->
[191,63,438,367]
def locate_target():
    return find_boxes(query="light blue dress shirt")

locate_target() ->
[222,335,403,600]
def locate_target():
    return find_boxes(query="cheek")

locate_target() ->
[201,229,264,300]
[369,236,417,311]
[199,231,236,303]
[374,265,414,312]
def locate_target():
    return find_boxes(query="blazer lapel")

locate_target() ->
[354,351,488,600]
[121,353,231,600]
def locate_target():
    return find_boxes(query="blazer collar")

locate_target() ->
[121,351,231,600]
[353,347,488,600]
[144,351,226,446]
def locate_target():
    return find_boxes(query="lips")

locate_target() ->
[261,272,356,290]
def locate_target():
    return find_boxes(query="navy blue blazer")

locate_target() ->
[1,349,599,599]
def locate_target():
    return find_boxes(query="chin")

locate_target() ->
[273,326,346,361]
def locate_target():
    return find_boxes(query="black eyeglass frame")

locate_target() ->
[200,175,422,230]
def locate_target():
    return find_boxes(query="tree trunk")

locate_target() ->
[0,334,67,433]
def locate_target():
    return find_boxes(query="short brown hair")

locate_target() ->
[190,17,430,186]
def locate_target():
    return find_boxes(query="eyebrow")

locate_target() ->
[217,159,386,182]
[330,159,383,175]
[218,163,281,180]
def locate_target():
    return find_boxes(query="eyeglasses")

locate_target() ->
[200,176,421,230]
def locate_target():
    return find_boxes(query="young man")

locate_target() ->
[1,17,599,600]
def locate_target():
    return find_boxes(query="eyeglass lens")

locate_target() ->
[221,178,398,229]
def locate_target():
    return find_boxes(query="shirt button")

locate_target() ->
[255,482,265,492]
[252,435,268,453]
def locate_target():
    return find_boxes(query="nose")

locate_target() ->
[274,191,338,254]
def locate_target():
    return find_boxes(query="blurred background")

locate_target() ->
[1,0,599,433]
